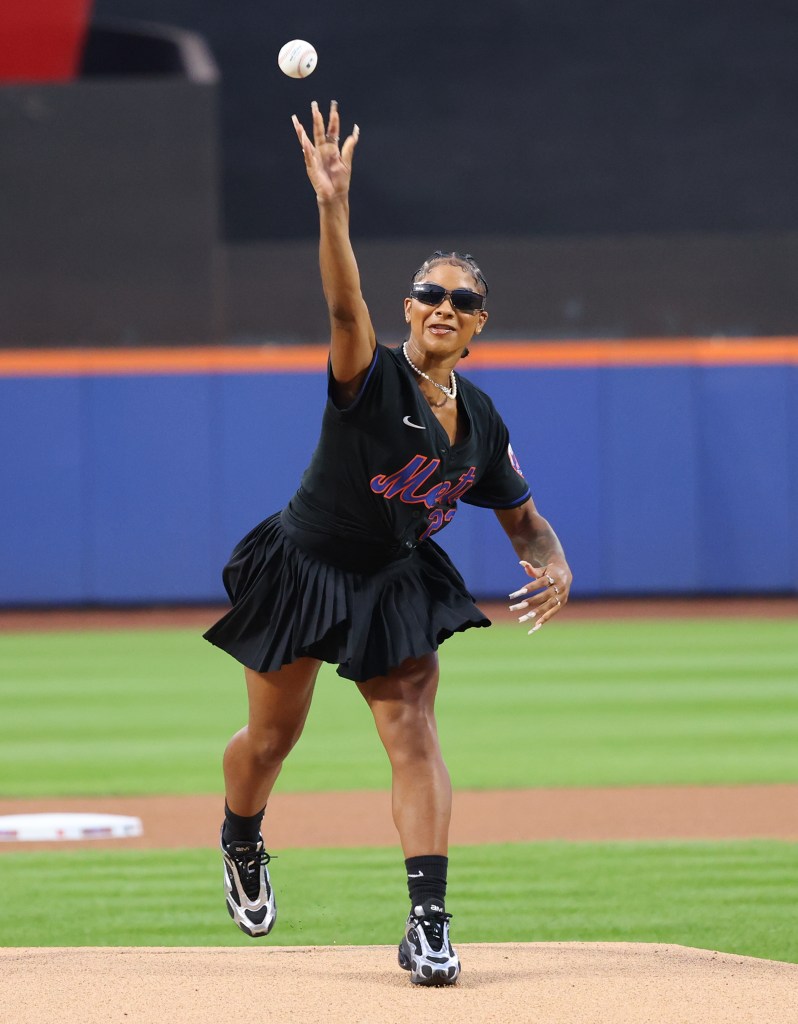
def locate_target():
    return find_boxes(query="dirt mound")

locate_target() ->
[2,944,796,1024]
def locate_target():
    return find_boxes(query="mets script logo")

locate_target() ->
[370,455,477,541]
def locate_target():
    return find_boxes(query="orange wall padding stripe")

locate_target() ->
[1,338,798,377]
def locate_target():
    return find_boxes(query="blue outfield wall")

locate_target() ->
[1,360,797,604]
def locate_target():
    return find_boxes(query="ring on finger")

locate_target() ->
[553,584,560,595]
[556,598,561,607]
[324,133,339,143]
[545,574,555,587]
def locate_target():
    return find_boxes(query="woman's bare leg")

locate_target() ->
[358,653,460,985]
[223,657,321,816]
[356,652,451,857]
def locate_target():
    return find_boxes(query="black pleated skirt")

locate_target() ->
[202,512,490,682]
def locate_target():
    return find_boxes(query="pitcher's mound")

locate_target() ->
[2,943,796,1024]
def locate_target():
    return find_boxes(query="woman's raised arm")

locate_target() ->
[292,101,376,401]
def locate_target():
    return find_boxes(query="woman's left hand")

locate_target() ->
[291,100,359,202]
[508,560,571,634]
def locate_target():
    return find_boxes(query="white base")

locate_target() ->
[0,812,143,841]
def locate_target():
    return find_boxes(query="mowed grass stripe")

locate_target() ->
[1,841,796,963]
[1,619,797,796]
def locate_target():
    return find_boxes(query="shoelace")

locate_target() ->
[231,844,273,901]
[414,910,452,953]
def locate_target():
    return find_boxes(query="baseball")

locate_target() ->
[278,39,318,79]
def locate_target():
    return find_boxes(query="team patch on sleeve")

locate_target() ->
[508,443,524,477]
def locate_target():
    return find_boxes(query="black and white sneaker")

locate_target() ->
[220,826,277,937]
[398,899,461,986]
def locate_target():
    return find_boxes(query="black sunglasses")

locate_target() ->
[410,282,486,313]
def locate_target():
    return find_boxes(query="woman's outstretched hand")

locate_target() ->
[508,560,571,634]
[291,100,359,202]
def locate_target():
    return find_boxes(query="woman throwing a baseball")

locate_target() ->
[204,100,572,986]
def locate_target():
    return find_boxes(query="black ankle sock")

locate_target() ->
[222,801,265,846]
[405,855,448,910]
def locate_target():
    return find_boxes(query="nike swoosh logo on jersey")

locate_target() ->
[407,871,424,878]
[403,415,425,429]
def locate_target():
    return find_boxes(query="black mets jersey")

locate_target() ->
[280,344,531,572]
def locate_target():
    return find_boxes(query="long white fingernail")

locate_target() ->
[509,601,528,611]
[509,587,527,599]
[518,611,536,623]
[354,123,360,137]
[528,622,542,635]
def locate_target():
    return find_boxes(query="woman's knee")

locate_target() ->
[370,695,443,765]
[236,722,301,768]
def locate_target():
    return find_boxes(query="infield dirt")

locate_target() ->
[3,944,797,1024]
[1,783,797,852]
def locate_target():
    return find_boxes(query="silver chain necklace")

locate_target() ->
[402,342,457,400]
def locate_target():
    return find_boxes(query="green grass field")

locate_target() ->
[1,617,797,959]
[2,618,797,796]
[2,841,796,961]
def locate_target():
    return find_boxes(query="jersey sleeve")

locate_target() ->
[326,344,385,416]
[461,412,531,510]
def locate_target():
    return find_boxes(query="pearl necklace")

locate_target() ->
[402,342,457,400]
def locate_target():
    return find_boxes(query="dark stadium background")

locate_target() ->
[2,0,798,345]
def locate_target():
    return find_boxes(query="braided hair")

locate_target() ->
[410,251,488,358]
[412,250,489,297]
